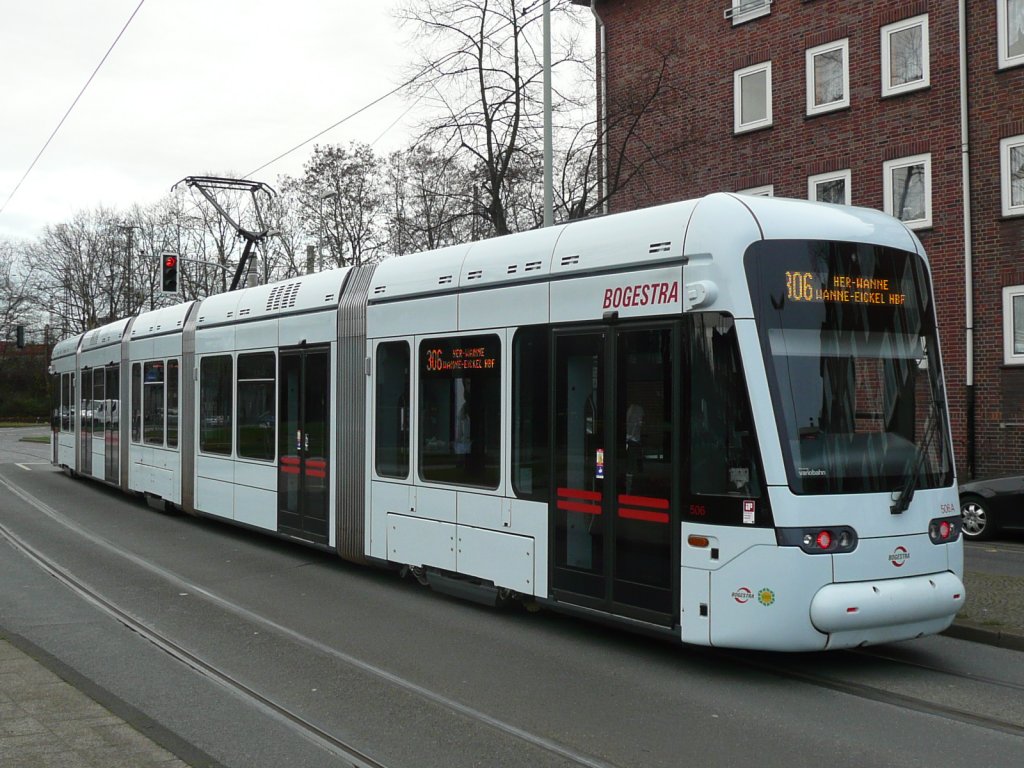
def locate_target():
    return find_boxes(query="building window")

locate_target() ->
[419,335,501,489]
[998,0,1024,69]
[236,352,275,461]
[739,185,774,197]
[883,154,931,229]
[734,61,772,134]
[881,14,929,97]
[727,0,771,26]
[1003,286,1024,364]
[806,39,849,115]
[1001,135,1024,217]
[808,169,851,205]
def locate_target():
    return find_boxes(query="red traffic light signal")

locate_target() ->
[161,253,179,293]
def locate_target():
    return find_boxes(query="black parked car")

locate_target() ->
[959,475,1024,540]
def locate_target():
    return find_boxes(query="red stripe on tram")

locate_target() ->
[557,487,602,501]
[306,459,327,470]
[557,500,602,515]
[618,507,670,524]
[617,494,669,509]
[280,465,300,475]
[306,469,327,479]
[281,456,300,465]
[618,494,671,523]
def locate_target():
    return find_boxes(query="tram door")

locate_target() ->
[91,367,104,477]
[104,366,119,483]
[278,348,330,545]
[551,326,677,625]
[79,369,93,476]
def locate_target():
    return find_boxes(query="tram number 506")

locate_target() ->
[786,271,817,302]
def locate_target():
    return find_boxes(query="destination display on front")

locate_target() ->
[785,270,907,306]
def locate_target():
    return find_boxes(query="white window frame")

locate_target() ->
[881,14,930,97]
[738,185,774,197]
[726,0,771,26]
[883,154,932,229]
[997,0,1024,70]
[734,61,773,134]
[808,169,852,206]
[806,39,850,115]
[1000,135,1024,217]
[1003,285,1024,364]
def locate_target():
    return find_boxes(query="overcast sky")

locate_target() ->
[0,0,417,242]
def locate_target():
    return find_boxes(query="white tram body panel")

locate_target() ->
[50,332,84,472]
[51,193,965,652]
[78,318,132,485]
[127,303,194,505]
[191,270,349,543]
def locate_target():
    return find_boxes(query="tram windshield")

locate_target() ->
[745,240,953,495]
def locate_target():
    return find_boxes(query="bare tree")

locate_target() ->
[28,207,131,334]
[562,44,697,218]
[397,0,587,236]
[0,238,36,344]
[383,145,476,254]
[292,143,385,268]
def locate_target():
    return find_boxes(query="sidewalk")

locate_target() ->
[0,632,199,768]
[945,569,1024,652]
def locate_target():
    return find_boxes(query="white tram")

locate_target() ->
[50,194,965,651]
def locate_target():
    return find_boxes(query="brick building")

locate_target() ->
[574,0,1024,479]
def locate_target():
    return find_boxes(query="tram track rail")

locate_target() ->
[4,467,1023,762]
[0,470,619,768]
[718,645,1024,739]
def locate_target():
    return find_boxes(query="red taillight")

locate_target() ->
[816,530,832,549]
[939,521,951,540]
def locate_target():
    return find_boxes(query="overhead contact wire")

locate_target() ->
[0,0,148,217]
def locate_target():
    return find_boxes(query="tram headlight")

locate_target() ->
[778,526,858,554]
[928,516,962,544]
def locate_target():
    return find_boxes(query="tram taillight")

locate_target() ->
[777,526,858,554]
[928,517,961,544]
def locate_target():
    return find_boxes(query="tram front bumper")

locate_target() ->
[810,571,965,635]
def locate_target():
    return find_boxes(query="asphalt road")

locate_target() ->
[2,429,1024,767]
[965,538,1024,578]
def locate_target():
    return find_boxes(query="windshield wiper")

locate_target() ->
[890,398,945,515]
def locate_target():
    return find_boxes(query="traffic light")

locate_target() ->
[161,253,179,293]
[15,325,25,349]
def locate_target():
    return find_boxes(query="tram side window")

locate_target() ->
[237,352,275,461]
[688,314,763,497]
[200,355,233,456]
[61,373,71,432]
[512,327,549,500]
[167,360,179,449]
[81,369,92,437]
[92,367,105,433]
[143,361,165,446]
[51,374,60,431]
[419,335,501,489]
[375,341,410,479]
[131,363,142,442]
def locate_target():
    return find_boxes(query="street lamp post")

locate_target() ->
[117,223,142,312]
